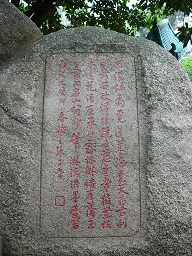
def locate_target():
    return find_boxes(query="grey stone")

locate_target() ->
[0,26,192,255]
[0,0,41,60]
[42,52,140,238]
[0,236,2,256]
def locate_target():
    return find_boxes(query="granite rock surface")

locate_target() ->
[0,0,41,61]
[0,26,192,255]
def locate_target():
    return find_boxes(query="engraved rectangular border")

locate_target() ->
[39,52,142,238]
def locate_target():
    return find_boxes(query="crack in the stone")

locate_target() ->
[0,104,28,125]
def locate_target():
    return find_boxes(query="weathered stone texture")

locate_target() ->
[0,0,41,60]
[0,26,192,255]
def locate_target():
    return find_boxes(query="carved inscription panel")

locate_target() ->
[41,53,141,238]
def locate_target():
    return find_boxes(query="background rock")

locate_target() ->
[0,0,41,61]
[0,26,192,255]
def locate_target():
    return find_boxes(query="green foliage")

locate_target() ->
[12,0,192,44]
[139,0,192,15]
[15,0,158,35]
[181,55,192,80]
[41,7,63,35]
[177,23,192,47]
[19,0,34,11]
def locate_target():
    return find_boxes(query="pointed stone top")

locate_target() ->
[0,0,42,59]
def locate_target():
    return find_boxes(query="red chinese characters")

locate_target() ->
[69,59,82,230]
[84,58,97,231]
[53,59,68,212]
[99,58,112,229]
[54,196,66,206]
[113,58,128,229]
[54,59,68,181]
[70,59,82,130]
[51,55,132,235]
[71,132,80,153]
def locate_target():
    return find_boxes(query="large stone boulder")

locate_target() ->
[0,26,192,255]
[0,0,41,60]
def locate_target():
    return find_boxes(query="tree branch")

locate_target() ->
[24,0,46,18]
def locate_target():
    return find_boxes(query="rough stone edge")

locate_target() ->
[0,0,42,61]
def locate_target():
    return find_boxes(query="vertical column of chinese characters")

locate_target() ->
[99,58,112,230]
[113,58,128,229]
[84,59,97,231]
[69,59,82,230]
[54,59,68,208]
